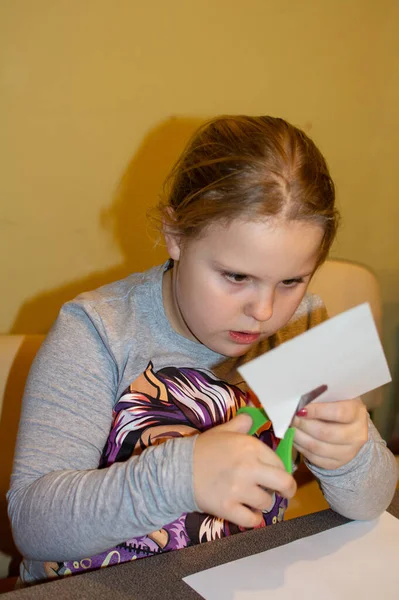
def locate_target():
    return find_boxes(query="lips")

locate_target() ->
[229,331,261,344]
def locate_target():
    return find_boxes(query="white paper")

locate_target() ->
[238,303,391,438]
[184,511,399,599]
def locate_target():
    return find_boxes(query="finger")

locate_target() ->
[218,413,254,434]
[241,485,274,512]
[293,441,340,471]
[294,427,353,462]
[254,464,297,499]
[227,503,264,529]
[298,398,364,424]
[292,417,356,445]
[256,440,288,470]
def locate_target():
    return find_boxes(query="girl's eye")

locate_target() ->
[223,272,249,284]
[281,278,304,287]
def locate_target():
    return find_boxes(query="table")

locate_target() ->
[3,491,398,600]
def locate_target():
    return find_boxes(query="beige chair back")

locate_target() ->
[309,259,383,410]
[0,335,44,578]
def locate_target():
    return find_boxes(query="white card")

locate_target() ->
[183,511,399,599]
[238,303,391,438]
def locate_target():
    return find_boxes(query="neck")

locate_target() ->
[162,263,200,343]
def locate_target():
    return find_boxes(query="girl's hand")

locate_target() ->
[292,397,369,470]
[193,414,297,528]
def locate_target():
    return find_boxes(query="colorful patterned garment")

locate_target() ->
[44,362,286,578]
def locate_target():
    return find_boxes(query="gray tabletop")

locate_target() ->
[4,491,399,599]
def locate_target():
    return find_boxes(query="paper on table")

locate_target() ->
[238,303,391,438]
[183,511,399,599]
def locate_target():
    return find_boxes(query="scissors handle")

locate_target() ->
[236,406,269,435]
[236,406,295,474]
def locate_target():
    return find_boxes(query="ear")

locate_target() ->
[163,208,182,261]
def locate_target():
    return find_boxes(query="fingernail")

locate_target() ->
[296,408,308,417]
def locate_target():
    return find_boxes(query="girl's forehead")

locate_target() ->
[196,216,323,243]
[186,217,324,274]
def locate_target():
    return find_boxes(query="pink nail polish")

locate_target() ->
[296,408,308,417]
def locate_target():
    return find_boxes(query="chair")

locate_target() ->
[308,258,383,410]
[0,335,44,590]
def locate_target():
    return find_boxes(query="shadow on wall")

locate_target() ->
[10,116,205,334]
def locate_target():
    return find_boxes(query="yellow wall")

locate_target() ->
[1,1,398,430]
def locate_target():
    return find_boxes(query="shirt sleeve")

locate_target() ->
[7,301,198,562]
[306,415,398,520]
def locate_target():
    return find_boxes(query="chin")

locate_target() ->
[222,345,252,358]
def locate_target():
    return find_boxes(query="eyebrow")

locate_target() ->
[282,272,314,280]
[213,261,314,281]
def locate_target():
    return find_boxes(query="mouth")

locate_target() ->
[229,331,261,345]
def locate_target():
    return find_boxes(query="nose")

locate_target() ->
[244,290,274,322]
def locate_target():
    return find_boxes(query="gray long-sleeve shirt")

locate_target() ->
[7,264,398,583]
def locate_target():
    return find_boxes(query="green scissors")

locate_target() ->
[236,406,295,473]
[237,385,328,474]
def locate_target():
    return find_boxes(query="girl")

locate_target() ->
[8,116,397,583]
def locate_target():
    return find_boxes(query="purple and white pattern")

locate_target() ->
[44,363,286,578]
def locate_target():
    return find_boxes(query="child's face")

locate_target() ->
[163,216,324,357]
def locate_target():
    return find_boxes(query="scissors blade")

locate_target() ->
[296,384,328,412]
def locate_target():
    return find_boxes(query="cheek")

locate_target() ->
[180,276,219,316]
[187,279,237,321]
[196,287,229,318]
[276,288,307,318]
